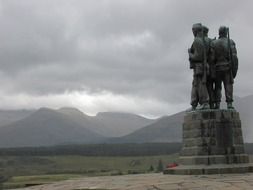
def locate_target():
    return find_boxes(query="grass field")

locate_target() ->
[1,154,253,189]
[0,154,178,189]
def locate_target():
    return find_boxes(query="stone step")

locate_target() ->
[183,136,244,147]
[167,110,250,175]
[183,127,242,139]
[164,163,253,175]
[184,110,240,122]
[181,145,245,156]
[183,120,241,131]
[179,154,249,165]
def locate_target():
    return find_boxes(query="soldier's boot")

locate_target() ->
[214,102,220,109]
[192,105,197,111]
[227,102,235,110]
[199,103,210,110]
[186,105,197,112]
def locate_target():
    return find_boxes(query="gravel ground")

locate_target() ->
[10,172,253,190]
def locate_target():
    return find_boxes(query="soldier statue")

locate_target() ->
[203,25,216,109]
[211,26,238,109]
[188,23,210,110]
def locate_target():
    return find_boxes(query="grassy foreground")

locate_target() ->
[0,154,178,189]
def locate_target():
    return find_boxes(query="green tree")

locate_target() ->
[156,159,164,172]
[149,165,154,172]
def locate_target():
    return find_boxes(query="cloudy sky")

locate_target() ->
[0,0,252,117]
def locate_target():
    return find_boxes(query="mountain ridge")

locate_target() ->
[0,108,104,147]
[0,95,252,147]
[0,107,156,147]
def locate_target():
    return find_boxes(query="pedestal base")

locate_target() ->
[164,163,253,175]
[164,109,251,175]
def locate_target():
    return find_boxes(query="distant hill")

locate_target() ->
[58,108,155,137]
[109,112,184,143]
[0,95,252,147]
[0,107,155,147]
[0,109,34,127]
[112,95,253,143]
[234,95,253,142]
[0,108,104,147]
[57,107,103,135]
[91,112,155,137]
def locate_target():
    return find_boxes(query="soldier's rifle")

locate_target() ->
[227,27,234,83]
[227,27,235,151]
[201,26,207,84]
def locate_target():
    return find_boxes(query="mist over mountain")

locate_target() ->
[0,109,34,127]
[108,112,183,143]
[91,112,155,137]
[111,95,253,143]
[0,108,104,147]
[57,107,104,135]
[234,95,253,142]
[57,107,155,137]
[0,95,252,147]
[0,107,155,147]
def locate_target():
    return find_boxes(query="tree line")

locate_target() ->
[0,143,182,156]
[0,143,252,157]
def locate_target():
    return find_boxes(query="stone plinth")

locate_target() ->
[164,109,253,174]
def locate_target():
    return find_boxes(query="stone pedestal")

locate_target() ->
[164,110,253,175]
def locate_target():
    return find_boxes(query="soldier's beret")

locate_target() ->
[219,26,228,35]
[192,23,202,30]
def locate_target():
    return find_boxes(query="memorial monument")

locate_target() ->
[164,23,252,174]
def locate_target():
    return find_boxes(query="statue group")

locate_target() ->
[164,23,251,175]
[188,23,238,111]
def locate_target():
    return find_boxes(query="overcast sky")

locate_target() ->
[0,0,252,117]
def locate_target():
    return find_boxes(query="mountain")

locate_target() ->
[0,109,34,127]
[110,112,184,143]
[57,107,100,132]
[0,108,104,147]
[91,112,155,137]
[0,94,252,147]
[234,95,253,142]
[114,95,253,143]
[0,107,156,147]
[58,108,155,137]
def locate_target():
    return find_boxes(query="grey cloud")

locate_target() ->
[0,0,252,115]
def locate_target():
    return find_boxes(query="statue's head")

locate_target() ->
[192,23,202,37]
[219,26,228,37]
[203,25,209,37]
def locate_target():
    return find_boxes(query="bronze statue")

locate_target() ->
[203,25,216,109]
[211,26,238,109]
[188,23,209,110]
[188,24,238,110]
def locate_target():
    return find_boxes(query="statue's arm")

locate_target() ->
[188,45,194,69]
[189,39,202,62]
